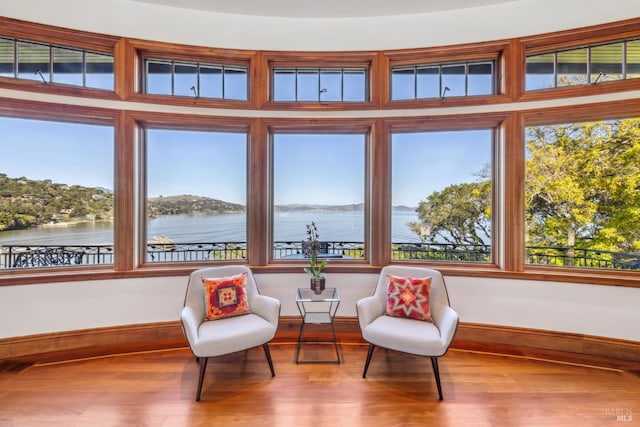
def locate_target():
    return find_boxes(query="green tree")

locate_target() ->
[409,171,491,246]
[526,119,640,254]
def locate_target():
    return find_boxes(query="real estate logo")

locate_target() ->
[604,408,633,422]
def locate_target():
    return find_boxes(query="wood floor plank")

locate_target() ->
[0,343,638,426]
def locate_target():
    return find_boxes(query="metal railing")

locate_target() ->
[1,241,638,271]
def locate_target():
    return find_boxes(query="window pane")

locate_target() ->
[468,62,494,95]
[416,66,439,99]
[174,63,198,97]
[273,134,365,260]
[557,48,588,86]
[319,69,342,101]
[526,53,555,90]
[146,61,172,95]
[391,67,415,100]
[0,116,114,269]
[626,39,640,79]
[0,37,14,78]
[17,41,49,82]
[591,43,623,82]
[391,130,492,262]
[199,65,222,98]
[525,119,640,270]
[145,129,247,263]
[52,47,83,86]
[343,68,366,102]
[85,52,114,90]
[223,67,248,100]
[297,69,320,101]
[441,65,465,97]
[273,68,296,101]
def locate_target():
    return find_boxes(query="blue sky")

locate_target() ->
[1,117,492,207]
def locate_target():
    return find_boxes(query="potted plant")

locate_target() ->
[302,222,328,294]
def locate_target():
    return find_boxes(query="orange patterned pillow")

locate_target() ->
[386,274,432,321]
[202,272,251,321]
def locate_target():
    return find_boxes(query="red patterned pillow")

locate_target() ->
[202,272,251,321]
[386,274,432,321]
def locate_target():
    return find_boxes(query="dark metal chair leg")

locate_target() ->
[263,343,275,377]
[362,344,376,378]
[196,357,208,401]
[430,357,443,400]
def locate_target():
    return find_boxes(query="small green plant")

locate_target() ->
[302,222,327,277]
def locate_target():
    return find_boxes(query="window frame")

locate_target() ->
[0,16,638,288]
[265,119,375,268]
[0,18,118,100]
[262,51,380,110]
[385,40,512,108]
[132,112,254,269]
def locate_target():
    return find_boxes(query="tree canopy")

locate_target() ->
[409,118,640,259]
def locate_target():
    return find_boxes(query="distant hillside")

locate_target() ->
[147,195,245,218]
[0,173,113,231]
[275,203,365,212]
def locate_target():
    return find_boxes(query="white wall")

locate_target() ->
[1,274,638,342]
[1,0,640,51]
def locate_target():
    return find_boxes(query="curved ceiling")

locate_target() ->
[131,0,515,18]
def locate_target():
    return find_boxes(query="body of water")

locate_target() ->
[0,210,421,246]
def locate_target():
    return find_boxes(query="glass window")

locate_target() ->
[144,59,248,100]
[626,39,640,79]
[272,133,366,260]
[223,67,248,100]
[174,62,198,97]
[441,64,466,97]
[1,38,114,90]
[526,37,640,91]
[392,60,496,100]
[0,37,15,78]
[391,130,493,262]
[591,43,623,83]
[391,67,416,101]
[145,129,247,263]
[557,48,588,86]
[52,47,83,86]
[526,52,555,91]
[525,119,640,270]
[85,51,114,90]
[146,60,172,95]
[199,65,222,98]
[272,67,367,102]
[0,116,114,269]
[17,41,49,82]
[468,62,494,95]
[416,66,439,99]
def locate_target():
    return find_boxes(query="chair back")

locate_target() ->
[183,265,260,320]
[373,265,452,322]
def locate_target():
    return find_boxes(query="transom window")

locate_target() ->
[144,58,248,100]
[272,67,368,102]
[0,37,114,90]
[391,61,495,100]
[526,38,640,90]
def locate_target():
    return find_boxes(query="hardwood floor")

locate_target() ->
[0,343,638,426]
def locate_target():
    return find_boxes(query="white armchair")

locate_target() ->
[356,266,459,400]
[181,266,281,401]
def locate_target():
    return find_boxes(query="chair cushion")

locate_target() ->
[363,315,444,356]
[386,274,431,321]
[202,272,251,321]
